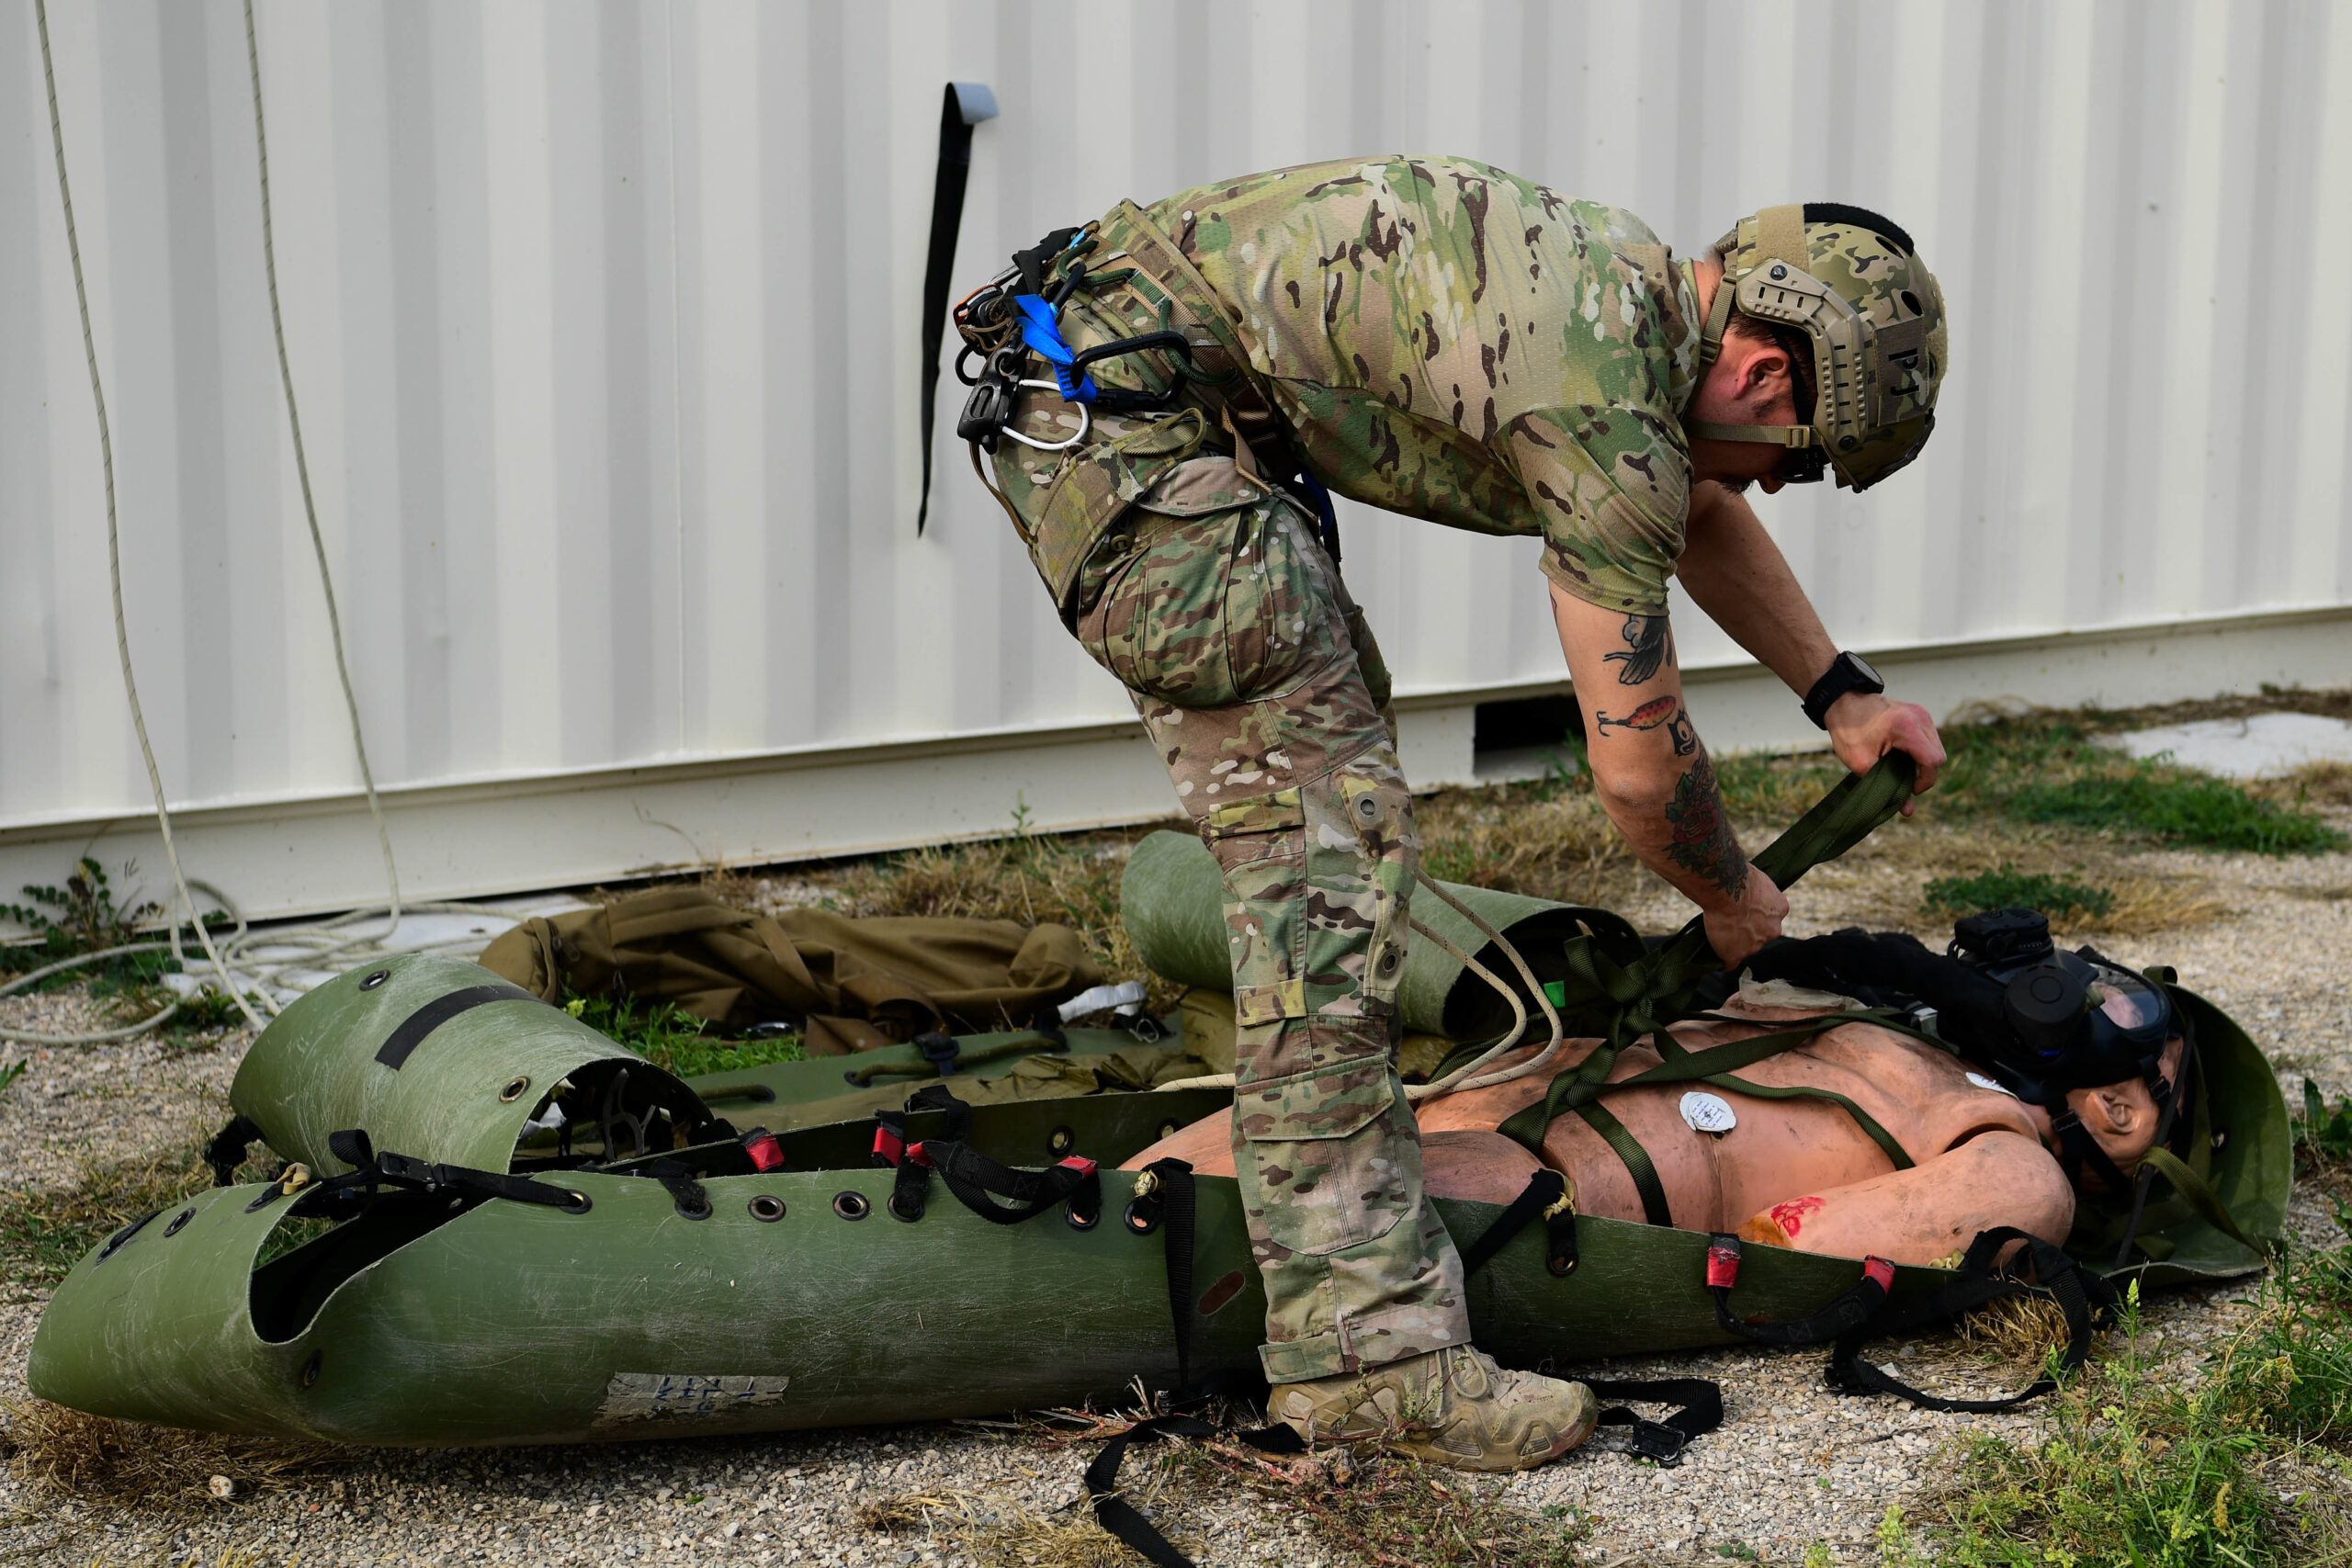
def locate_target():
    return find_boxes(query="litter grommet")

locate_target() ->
[1048,1125,1074,1155]
[1124,1201,1160,1236]
[748,1195,786,1223]
[357,970,390,991]
[499,1076,531,1103]
[299,1351,322,1390]
[163,1208,196,1238]
[833,1191,871,1222]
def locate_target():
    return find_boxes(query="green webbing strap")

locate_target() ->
[1748,750,1918,892]
[2138,1147,2269,1258]
[1497,754,1921,1222]
[1695,1075,1914,1173]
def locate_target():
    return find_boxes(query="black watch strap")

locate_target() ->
[1803,651,1885,729]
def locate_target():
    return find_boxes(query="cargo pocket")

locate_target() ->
[1081,476,1332,711]
[1234,1055,1408,1257]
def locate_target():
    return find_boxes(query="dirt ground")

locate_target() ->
[0,780,2343,1567]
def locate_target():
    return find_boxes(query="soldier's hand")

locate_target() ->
[1703,865,1789,971]
[1826,693,1945,817]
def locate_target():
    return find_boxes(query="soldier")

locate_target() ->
[955,156,1949,1472]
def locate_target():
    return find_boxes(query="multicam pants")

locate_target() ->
[989,407,1471,1382]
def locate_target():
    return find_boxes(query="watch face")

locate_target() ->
[1847,652,1883,687]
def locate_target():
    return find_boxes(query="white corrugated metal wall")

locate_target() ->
[3,0,2348,915]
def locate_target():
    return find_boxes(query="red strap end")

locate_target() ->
[1863,1257,1896,1292]
[871,1128,904,1167]
[1057,1156,1098,1179]
[1705,1239,1741,1291]
[744,1133,786,1173]
[906,1141,934,1168]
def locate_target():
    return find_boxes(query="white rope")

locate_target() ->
[35,0,265,1032]
[1156,873,1573,1103]
[7,6,500,1049]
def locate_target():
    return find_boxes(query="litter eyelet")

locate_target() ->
[1048,1125,1074,1155]
[833,1191,871,1222]
[675,1194,713,1221]
[1066,1204,1099,1232]
[299,1351,322,1390]
[1124,1201,1161,1236]
[1157,1122,1180,1142]
[500,1076,532,1103]
[748,1195,786,1223]
[163,1207,196,1237]
[888,1191,924,1224]
[357,969,390,991]
[559,1190,593,1215]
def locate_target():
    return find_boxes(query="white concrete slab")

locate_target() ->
[2100,712,2352,778]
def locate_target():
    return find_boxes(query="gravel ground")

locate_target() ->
[0,819,2344,1568]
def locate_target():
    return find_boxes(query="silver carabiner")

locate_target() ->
[997,380,1091,452]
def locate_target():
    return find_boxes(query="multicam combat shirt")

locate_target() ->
[1144,155,1704,615]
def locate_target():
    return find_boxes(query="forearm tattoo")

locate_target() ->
[1664,747,1749,899]
[1591,695,1698,756]
[1604,613,1675,685]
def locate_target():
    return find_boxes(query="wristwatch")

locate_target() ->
[1802,650,1885,729]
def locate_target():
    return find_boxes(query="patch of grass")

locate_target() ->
[1415,784,1635,907]
[0,1398,348,1513]
[1922,864,2115,922]
[0,1135,271,1293]
[2008,771,2347,855]
[0,859,162,968]
[2297,1079,2352,1188]
[1902,1260,2352,1565]
[560,993,805,1078]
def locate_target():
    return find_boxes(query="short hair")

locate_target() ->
[1723,310,1817,425]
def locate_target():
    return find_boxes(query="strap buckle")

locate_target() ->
[1623,1419,1690,1467]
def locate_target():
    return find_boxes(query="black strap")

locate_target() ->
[374,982,538,1069]
[1084,1414,1303,1568]
[1587,1378,1724,1466]
[201,1113,262,1187]
[1825,1229,2115,1414]
[1141,1158,1198,1393]
[1705,1233,1899,1348]
[1456,1168,1577,1279]
[921,1139,1101,1226]
[916,83,995,535]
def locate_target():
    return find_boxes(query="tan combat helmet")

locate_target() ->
[1686,203,1947,491]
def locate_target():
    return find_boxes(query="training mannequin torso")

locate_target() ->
[1129,1002,2076,1267]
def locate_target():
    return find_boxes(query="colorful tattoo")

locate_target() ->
[1604,613,1675,685]
[1592,695,1681,736]
[1664,748,1749,898]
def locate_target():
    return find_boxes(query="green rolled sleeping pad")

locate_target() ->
[1121,828,1638,1043]
[1117,829,2290,1288]
[23,954,2060,1448]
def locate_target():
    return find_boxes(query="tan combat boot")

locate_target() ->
[1269,1346,1599,1472]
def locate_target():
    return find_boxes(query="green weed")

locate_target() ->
[0,859,162,967]
[560,993,804,1078]
[1908,1264,2352,1565]
[2298,1079,2352,1183]
[1921,864,2116,922]
[2008,771,2346,855]
[0,1137,269,1292]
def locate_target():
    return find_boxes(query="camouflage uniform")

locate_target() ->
[977,156,1705,1382]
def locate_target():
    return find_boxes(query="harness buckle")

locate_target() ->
[1623,1419,1690,1467]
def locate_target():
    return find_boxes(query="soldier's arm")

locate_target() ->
[1548,584,1787,966]
[1678,483,1946,805]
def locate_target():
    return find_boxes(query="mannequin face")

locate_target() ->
[2053,1033,2189,1179]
